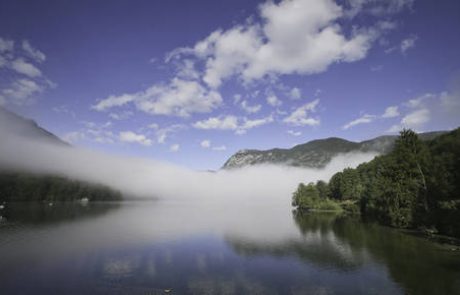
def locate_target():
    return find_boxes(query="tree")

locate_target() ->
[316,180,329,199]
[292,182,320,210]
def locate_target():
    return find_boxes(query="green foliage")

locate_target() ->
[292,127,460,237]
[316,180,329,199]
[0,172,123,202]
[292,182,342,212]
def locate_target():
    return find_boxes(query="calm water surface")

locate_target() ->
[0,201,459,295]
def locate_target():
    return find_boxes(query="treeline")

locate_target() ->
[292,128,460,238]
[0,172,122,202]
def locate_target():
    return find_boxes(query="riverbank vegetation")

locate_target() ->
[0,172,122,202]
[292,128,460,238]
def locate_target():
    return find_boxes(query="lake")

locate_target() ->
[0,200,459,295]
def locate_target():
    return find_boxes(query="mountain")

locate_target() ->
[0,107,68,146]
[222,131,446,169]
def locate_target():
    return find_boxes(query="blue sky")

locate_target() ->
[0,0,459,170]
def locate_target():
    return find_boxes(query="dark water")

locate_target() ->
[0,201,459,295]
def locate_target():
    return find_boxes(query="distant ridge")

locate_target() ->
[222,131,446,169]
[0,107,69,146]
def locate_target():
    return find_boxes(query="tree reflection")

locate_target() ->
[228,211,460,295]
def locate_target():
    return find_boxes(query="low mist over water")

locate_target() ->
[0,125,377,203]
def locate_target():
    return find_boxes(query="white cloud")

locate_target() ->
[1,79,44,105]
[0,37,14,52]
[91,93,135,111]
[170,0,388,89]
[388,108,430,133]
[386,124,401,133]
[287,130,302,136]
[240,115,274,130]
[290,87,301,100]
[119,131,152,146]
[382,106,399,118]
[0,39,52,107]
[109,111,133,120]
[345,0,414,18]
[200,140,211,148]
[155,124,185,144]
[440,91,460,112]
[10,58,42,77]
[170,144,180,152]
[93,78,222,117]
[22,40,46,63]
[267,94,282,107]
[148,123,159,130]
[283,99,320,126]
[176,59,200,80]
[342,114,376,130]
[241,100,262,114]
[193,115,239,130]
[401,108,430,128]
[193,115,273,134]
[406,93,433,108]
[400,35,417,54]
[62,131,86,144]
[200,139,226,151]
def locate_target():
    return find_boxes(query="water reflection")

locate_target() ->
[0,201,120,225]
[228,211,460,295]
[0,202,459,294]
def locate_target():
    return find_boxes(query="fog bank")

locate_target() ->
[0,130,377,205]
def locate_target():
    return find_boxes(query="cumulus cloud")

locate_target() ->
[406,93,433,108]
[237,115,274,134]
[92,78,222,117]
[401,108,430,128]
[381,106,399,118]
[193,115,273,134]
[400,35,418,54]
[1,79,44,106]
[199,139,226,151]
[439,91,460,113]
[345,0,414,18]
[200,140,211,148]
[342,114,376,130]
[22,40,46,63]
[10,58,42,77]
[287,130,302,136]
[109,111,133,120]
[241,100,262,114]
[0,38,51,106]
[0,37,14,53]
[387,108,430,133]
[193,115,239,130]
[267,94,282,107]
[119,131,153,146]
[283,99,320,126]
[155,124,185,144]
[168,0,397,89]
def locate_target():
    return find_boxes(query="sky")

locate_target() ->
[0,0,459,170]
